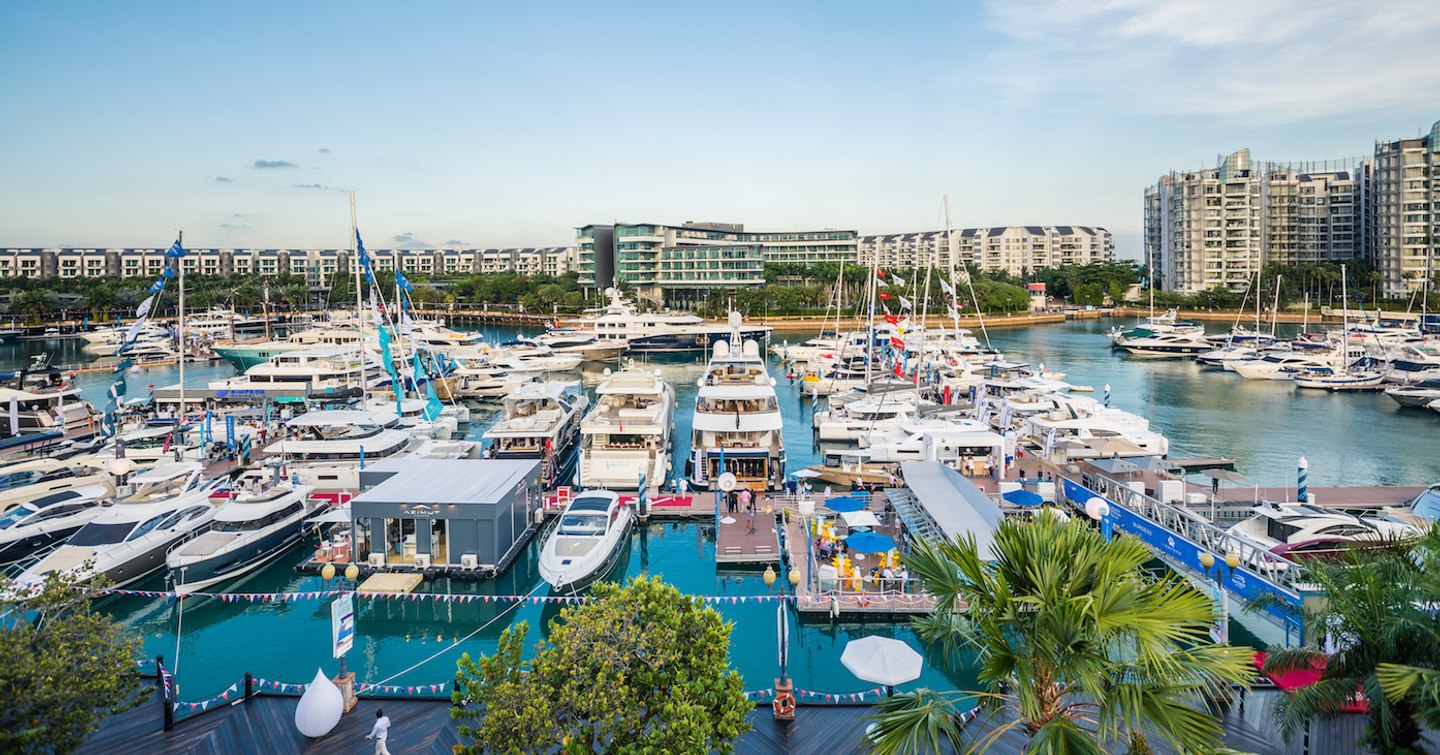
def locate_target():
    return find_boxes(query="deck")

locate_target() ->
[715,494,781,564]
[77,687,1292,754]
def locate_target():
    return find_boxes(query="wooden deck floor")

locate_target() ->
[79,691,1287,755]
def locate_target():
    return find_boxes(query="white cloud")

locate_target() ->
[980,0,1440,122]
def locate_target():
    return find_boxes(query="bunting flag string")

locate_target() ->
[89,586,933,605]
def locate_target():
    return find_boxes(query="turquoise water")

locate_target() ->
[4,318,1436,701]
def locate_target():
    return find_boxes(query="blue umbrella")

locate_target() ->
[845,531,897,554]
[1002,489,1044,507]
[824,495,868,513]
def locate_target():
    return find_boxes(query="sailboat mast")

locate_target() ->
[865,263,877,384]
[944,195,960,333]
[1271,275,1282,336]
[350,192,366,391]
[177,230,186,421]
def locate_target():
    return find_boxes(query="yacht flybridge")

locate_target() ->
[265,410,479,490]
[482,382,589,487]
[687,314,786,491]
[576,363,676,492]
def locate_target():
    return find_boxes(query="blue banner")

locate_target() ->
[225,415,236,450]
[1060,478,1303,619]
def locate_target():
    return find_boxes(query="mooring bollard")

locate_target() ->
[244,672,253,702]
[155,655,174,732]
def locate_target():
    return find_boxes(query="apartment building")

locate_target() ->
[858,226,1114,274]
[1374,120,1440,295]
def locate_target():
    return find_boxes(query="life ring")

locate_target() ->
[772,692,796,716]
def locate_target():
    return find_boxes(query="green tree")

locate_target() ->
[0,570,148,754]
[1264,528,1440,754]
[9,289,57,320]
[867,515,1252,754]
[452,576,751,753]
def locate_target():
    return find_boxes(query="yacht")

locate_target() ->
[266,410,479,490]
[185,307,268,340]
[813,394,930,442]
[801,448,894,488]
[1292,364,1387,391]
[482,382,590,487]
[537,489,633,593]
[451,362,537,400]
[1227,351,1349,381]
[1195,345,1260,367]
[576,364,676,492]
[686,316,786,490]
[166,471,317,591]
[1227,503,1419,569]
[213,327,369,371]
[0,485,113,565]
[0,457,115,514]
[862,419,1005,469]
[15,463,223,589]
[0,386,102,435]
[1118,331,1212,357]
[555,288,771,353]
[533,330,628,361]
[1385,379,1440,408]
[1108,310,1203,347]
[1385,341,1440,384]
[209,347,377,394]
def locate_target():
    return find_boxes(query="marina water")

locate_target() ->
[5,319,1437,700]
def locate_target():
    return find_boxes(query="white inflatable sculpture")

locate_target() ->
[294,668,344,738]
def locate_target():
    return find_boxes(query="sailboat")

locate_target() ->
[1293,265,1386,391]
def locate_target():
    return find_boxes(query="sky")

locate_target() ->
[1,1,1437,259]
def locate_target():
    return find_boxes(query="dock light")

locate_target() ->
[1224,553,1240,570]
[321,563,336,581]
[345,563,360,582]
[788,569,801,587]
[763,566,777,588]
[107,457,137,482]
[1199,552,1215,570]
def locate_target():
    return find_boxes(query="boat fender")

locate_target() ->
[772,692,796,717]
[829,595,840,619]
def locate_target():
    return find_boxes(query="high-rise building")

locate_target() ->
[1374,120,1440,296]
[858,226,1113,274]
[576,222,857,305]
[1145,149,1372,293]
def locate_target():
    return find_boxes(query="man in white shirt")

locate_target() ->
[365,708,391,755]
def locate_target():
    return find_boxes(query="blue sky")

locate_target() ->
[1,1,1436,259]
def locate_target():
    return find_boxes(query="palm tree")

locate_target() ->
[867,515,1253,754]
[1267,528,1440,754]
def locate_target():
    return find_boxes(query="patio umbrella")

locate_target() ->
[840,510,882,529]
[824,495,867,513]
[1200,468,1246,482]
[307,505,352,524]
[841,636,923,696]
[1002,489,1044,507]
[792,468,825,478]
[845,531,896,554]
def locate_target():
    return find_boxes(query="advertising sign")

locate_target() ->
[331,593,355,658]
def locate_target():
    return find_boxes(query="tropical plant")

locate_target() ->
[1257,528,1440,754]
[0,569,148,754]
[867,515,1253,754]
[451,575,751,753]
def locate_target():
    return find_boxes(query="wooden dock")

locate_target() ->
[715,493,781,564]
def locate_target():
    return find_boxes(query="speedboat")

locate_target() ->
[576,363,675,492]
[1227,502,1418,570]
[1384,379,1440,408]
[537,489,633,593]
[0,485,112,565]
[166,471,317,591]
[0,457,115,514]
[14,463,223,588]
[1118,331,1211,357]
[686,315,786,491]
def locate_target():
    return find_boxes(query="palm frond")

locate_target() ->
[863,689,966,755]
[1270,677,1364,742]
[1024,716,1108,755]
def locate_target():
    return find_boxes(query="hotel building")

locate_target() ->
[859,226,1114,275]
[1374,120,1440,295]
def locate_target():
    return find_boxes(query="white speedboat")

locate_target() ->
[537,489,633,593]
[0,485,112,565]
[482,382,589,487]
[1227,503,1419,570]
[1385,379,1440,408]
[0,457,115,514]
[1118,331,1211,357]
[166,472,317,591]
[686,314,786,490]
[577,363,675,492]
[15,463,221,588]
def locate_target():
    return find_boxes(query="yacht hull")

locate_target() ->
[169,522,309,592]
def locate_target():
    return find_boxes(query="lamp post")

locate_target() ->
[322,562,362,676]
[1199,551,1240,644]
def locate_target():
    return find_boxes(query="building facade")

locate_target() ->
[858,226,1114,275]
[576,221,857,304]
[0,246,576,282]
[1374,120,1440,296]
[1145,149,1373,293]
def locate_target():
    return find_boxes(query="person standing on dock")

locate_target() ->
[366,708,391,755]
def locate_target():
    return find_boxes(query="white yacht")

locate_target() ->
[185,307,268,340]
[15,463,221,589]
[1118,331,1212,357]
[537,489,633,593]
[1385,379,1440,408]
[0,386,101,435]
[0,457,115,514]
[1227,503,1419,569]
[0,485,113,565]
[862,419,1005,468]
[451,362,537,400]
[1386,341,1440,384]
[1227,350,1352,381]
[209,347,377,394]
[266,410,479,490]
[533,330,628,361]
[1108,310,1204,347]
[686,316,786,490]
[482,382,590,487]
[166,471,317,591]
[555,288,771,353]
[813,394,930,442]
[577,364,675,492]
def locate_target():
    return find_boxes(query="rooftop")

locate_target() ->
[354,458,540,505]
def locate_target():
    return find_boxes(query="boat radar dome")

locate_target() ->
[728,311,742,328]
[604,287,618,297]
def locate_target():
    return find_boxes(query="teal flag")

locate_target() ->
[377,326,403,413]
[414,353,443,421]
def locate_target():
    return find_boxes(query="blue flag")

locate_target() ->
[161,265,175,279]
[164,240,187,258]
[396,271,413,292]
[148,278,167,294]
[377,327,403,409]
[356,229,371,269]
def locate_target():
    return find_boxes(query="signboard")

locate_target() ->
[1060,478,1302,620]
[225,415,236,450]
[331,593,355,658]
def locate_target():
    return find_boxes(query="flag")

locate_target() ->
[123,317,149,345]
[875,278,888,288]
[893,363,903,378]
[877,270,886,279]
[423,374,443,422]
[396,271,413,292]
[148,278,167,294]
[939,278,955,296]
[164,240,186,258]
[949,304,961,319]
[369,288,382,327]
[879,292,891,300]
[899,295,913,310]
[881,304,891,316]
[884,314,899,325]
[135,295,155,319]
[161,265,175,279]
[378,327,403,406]
[892,274,907,287]
[891,337,905,350]
[356,230,371,268]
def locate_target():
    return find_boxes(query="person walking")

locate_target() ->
[366,708,391,755]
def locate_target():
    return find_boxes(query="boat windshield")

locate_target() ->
[0,505,37,529]
[68,521,135,546]
[557,512,606,537]
[0,470,44,492]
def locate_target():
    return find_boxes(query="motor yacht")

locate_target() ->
[209,347,378,395]
[1385,341,1440,384]
[813,394,930,442]
[213,327,369,371]
[1384,379,1440,408]
[0,386,102,436]
[482,382,589,487]
[1227,503,1419,570]
[1195,345,1260,367]
[576,364,675,492]
[0,457,115,513]
[537,489,633,593]
[1118,331,1212,357]
[266,410,479,490]
[0,485,113,565]
[556,288,771,353]
[686,316,786,490]
[1227,350,1353,381]
[15,463,223,588]
[1108,310,1203,347]
[185,307,268,340]
[532,330,628,362]
[801,448,894,488]
[166,470,317,591]
[861,419,1004,470]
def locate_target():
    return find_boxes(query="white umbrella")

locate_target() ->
[792,468,825,479]
[308,505,351,524]
[841,636,923,695]
[840,510,882,529]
